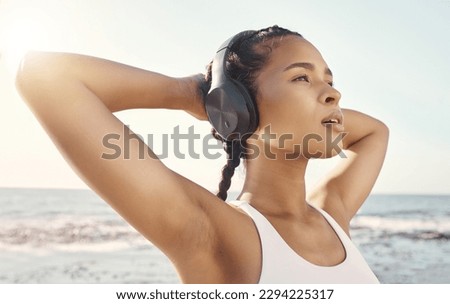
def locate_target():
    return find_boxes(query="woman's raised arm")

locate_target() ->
[309,109,389,230]
[14,52,227,269]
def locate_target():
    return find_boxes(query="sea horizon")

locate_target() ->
[1,186,449,197]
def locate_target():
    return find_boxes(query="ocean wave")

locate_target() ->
[0,216,147,251]
[351,215,450,237]
[2,212,449,254]
[397,231,450,241]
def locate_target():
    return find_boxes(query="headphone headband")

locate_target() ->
[205,30,259,141]
[210,31,256,89]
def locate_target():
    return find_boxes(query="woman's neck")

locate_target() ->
[236,141,309,218]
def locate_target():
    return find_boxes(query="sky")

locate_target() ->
[0,0,449,194]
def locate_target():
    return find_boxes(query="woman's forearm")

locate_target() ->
[342,108,389,150]
[16,51,196,113]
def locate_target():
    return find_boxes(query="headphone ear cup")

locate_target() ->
[231,79,258,137]
[205,81,245,140]
[205,79,258,141]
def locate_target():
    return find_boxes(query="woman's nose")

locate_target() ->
[322,86,341,105]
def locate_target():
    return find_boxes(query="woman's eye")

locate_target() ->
[293,75,309,82]
[328,81,334,87]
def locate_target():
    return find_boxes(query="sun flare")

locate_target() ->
[0,6,51,75]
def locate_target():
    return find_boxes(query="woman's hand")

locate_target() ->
[178,73,208,121]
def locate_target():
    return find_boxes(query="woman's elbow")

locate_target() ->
[373,120,390,151]
[377,120,390,141]
[16,52,46,100]
[15,51,66,106]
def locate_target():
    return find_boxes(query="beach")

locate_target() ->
[0,188,449,283]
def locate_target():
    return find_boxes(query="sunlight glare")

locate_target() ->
[1,7,51,76]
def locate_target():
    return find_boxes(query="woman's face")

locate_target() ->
[251,36,344,159]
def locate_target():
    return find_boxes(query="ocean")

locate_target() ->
[0,188,449,283]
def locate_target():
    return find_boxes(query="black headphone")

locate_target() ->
[205,31,259,141]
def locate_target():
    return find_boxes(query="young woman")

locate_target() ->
[16,26,388,283]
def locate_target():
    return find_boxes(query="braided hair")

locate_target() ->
[205,25,303,201]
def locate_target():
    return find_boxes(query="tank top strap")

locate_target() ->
[227,200,306,282]
[308,204,354,247]
[227,200,286,247]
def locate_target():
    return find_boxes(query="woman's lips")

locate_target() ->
[321,111,344,132]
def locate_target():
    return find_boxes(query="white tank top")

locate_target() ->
[228,200,380,284]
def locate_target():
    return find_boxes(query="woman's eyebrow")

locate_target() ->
[283,62,333,76]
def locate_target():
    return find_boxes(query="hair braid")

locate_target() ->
[212,129,243,201]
